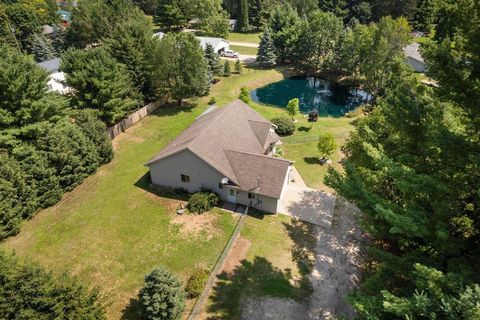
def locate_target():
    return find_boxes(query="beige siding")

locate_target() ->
[148,149,283,213]
[148,149,228,199]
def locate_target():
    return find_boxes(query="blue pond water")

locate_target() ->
[251,76,369,117]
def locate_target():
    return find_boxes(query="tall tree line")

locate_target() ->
[325,0,480,318]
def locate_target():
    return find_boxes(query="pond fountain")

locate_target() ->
[251,76,369,117]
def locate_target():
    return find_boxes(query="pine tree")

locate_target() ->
[234,59,242,74]
[237,0,250,32]
[31,33,55,62]
[204,43,222,77]
[223,60,231,77]
[256,27,277,68]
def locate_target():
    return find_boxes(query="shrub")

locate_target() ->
[188,190,219,214]
[238,87,250,103]
[317,132,337,159]
[186,268,210,298]
[139,267,185,320]
[271,117,296,136]
[208,97,217,105]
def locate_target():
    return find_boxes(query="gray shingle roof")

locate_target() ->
[146,100,289,198]
[404,43,424,63]
[37,58,60,73]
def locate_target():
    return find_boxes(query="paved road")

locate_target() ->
[229,41,259,48]
[222,54,257,64]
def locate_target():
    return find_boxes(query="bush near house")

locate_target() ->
[271,117,295,136]
[188,189,219,214]
[186,268,210,298]
[238,87,251,103]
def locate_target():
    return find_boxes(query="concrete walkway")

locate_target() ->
[229,41,259,48]
[278,167,336,228]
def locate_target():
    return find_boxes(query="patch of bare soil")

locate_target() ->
[172,213,218,239]
[242,297,306,320]
[222,236,251,275]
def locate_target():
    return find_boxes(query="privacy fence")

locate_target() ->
[107,101,163,140]
[187,206,249,320]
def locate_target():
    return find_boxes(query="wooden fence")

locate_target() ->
[107,101,162,140]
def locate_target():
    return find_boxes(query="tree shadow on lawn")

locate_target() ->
[207,256,305,320]
[303,157,321,165]
[282,219,317,277]
[297,126,312,132]
[149,101,196,118]
[121,298,141,320]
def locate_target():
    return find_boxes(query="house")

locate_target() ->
[37,58,69,94]
[145,100,293,213]
[404,43,426,73]
[196,36,230,54]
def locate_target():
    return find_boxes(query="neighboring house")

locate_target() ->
[404,43,426,73]
[228,19,237,31]
[56,9,72,26]
[196,36,230,54]
[146,100,293,213]
[37,58,69,94]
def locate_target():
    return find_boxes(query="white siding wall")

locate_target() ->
[406,57,426,73]
[148,149,283,213]
[149,150,228,199]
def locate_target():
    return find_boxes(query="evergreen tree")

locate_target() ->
[0,250,106,319]
[31,32,55,62]
[256,27,277,68]
[61,47,141,125]
[154,0,189,30]
[223,60,231,77]
[235,59,243,74]
[268,4,301,63]
[139,267,185,320]
[204,43,223,77]
[0,154,36,240]
[4,3,41,52]
[237,0,250,32]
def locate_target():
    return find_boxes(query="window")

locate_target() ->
[181,174,190,183]
[248,193,253,199]
[229,189,235,196]
[218,183,223,189]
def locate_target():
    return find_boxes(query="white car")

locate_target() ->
[220,50,240,58]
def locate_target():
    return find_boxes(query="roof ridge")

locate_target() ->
[224,149,292,164]
[248,119,271,124]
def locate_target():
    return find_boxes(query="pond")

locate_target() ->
[251,76,369,117]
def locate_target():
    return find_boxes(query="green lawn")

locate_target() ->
[205,214,316,319]
[226,32,262,44]
[2,67,285,319]
[230,45,258,55]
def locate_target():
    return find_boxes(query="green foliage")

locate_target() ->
[188,190,219,214]
[185,268,210,298]
[340,16,411,98]
[154,0,189,30]
[195,0,229,38]
[293,11,344,72]
[61,47,141,125]
[234,59,243,74]
[271,117,295,136]
[317,132,337,159]
[223,60,231,77]
[268,5,301,63]
[4,2,41,52]
[256,27,277,68]
[139,267,185,320]
[104,8,156,100]
[156,33,209,104]
[286,98,299,119]
[238,87,250,103]
[208,97,217,105]
[0,45,58,129]
[31,33,55,62]
[0,154,36,239]
[205,43,223,77]
[237,0,250,32]
[325,3,480,317]
[0,250,106,319]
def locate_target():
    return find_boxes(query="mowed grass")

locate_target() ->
[2,66,286,319]
[248,100,355,191]
[230,45,258,55]
[206,214,316,319]
[226,32,262,44]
